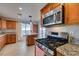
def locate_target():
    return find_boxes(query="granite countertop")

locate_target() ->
[56,43,79,56]
[6,32,16,34]
[27,33,38,35]
[0,33,6,37]
[0,32,16,37]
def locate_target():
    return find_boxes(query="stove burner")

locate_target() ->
[48,42,64,48]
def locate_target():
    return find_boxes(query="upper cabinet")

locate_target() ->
[64,3,79,24]
[0,19,2,29]
[41,3,61,15]
[2,19,6,29]
[33,24,38,33]
[6,20,16,29]
[0,18,6,29]
[0,17,16,29]
[41,3,79,26]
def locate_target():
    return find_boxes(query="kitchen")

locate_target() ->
[0,3,79,56]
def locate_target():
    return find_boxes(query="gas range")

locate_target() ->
[36,38,68,56]
[36,32,68,56]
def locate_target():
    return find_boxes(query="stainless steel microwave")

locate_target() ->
[43,5,64,26]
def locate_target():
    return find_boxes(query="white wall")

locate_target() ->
[16,21,22,41]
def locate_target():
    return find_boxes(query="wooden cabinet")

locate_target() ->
[2,20,6,29]
[35,46,44,56]
[41,3,79,26]
[12,21,16,29]
[0,17,6,29]
[26,35,37,46]
[41,3,60,15]
[6,34,16,44]
[56,51,64,56]
[6,20,16,29]
[33,24,38,33]
[64,3,79,24]
[0,19,2,29]
[0,35,6,49]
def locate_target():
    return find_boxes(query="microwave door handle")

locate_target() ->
[60,11,62,21]
[54,13,56,23]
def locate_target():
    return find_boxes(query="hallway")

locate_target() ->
[0,39,35,56]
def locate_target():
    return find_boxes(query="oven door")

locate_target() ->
[44,52,54,56]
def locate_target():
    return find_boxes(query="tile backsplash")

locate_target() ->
[46,25,79,38]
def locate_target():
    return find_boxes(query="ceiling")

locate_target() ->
[0,3,46,23]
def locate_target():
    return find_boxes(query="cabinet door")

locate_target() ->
[36,46,44,56]
[2,35,6,47]
[65,3,79,24]
[0,37,2,49]
[12,21,16,29]
[2,20,6,29]
[7,34,12,44]
[33,24,38,33]
[12,34,16,43]
[6,34,11,43]
[50,3,61,11]
[6,21,16,29]
[0,19,2,29]
[6,21,11,29]
[0,35,6,49]
[6,34,16,44]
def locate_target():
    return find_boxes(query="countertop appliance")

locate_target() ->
[36,32,68,56]
[43,4,64,26]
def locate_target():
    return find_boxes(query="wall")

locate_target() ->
[16,21,22,41]
[46,25,79,38]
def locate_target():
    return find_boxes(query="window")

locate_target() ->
[21,23,32,36]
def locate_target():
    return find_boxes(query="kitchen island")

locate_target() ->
[26,33,37,46]
[56,43,79,56]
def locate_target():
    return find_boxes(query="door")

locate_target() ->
[2,20,6,29]
[65,3,79,24]
[36,46,44,56]
[0,19,2,29]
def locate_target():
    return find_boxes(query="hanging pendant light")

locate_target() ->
[29,15,33,33]
[29,15,32,24]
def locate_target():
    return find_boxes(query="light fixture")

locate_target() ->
[17,7,22,16]
[29,15,32,22]
[19,7,22,10]
[17,7,22,21]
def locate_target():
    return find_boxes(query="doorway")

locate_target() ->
[20,22,32,40]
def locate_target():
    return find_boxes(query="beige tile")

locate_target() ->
[0,39,35,56]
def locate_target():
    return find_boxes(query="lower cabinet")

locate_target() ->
[35,46,45,56]
[26,35,37,46]
[6,34,16,44]
[0,35,6,49]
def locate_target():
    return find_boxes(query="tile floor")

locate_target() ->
[0,39,35,56]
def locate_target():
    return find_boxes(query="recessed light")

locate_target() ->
[19,7,22,10]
